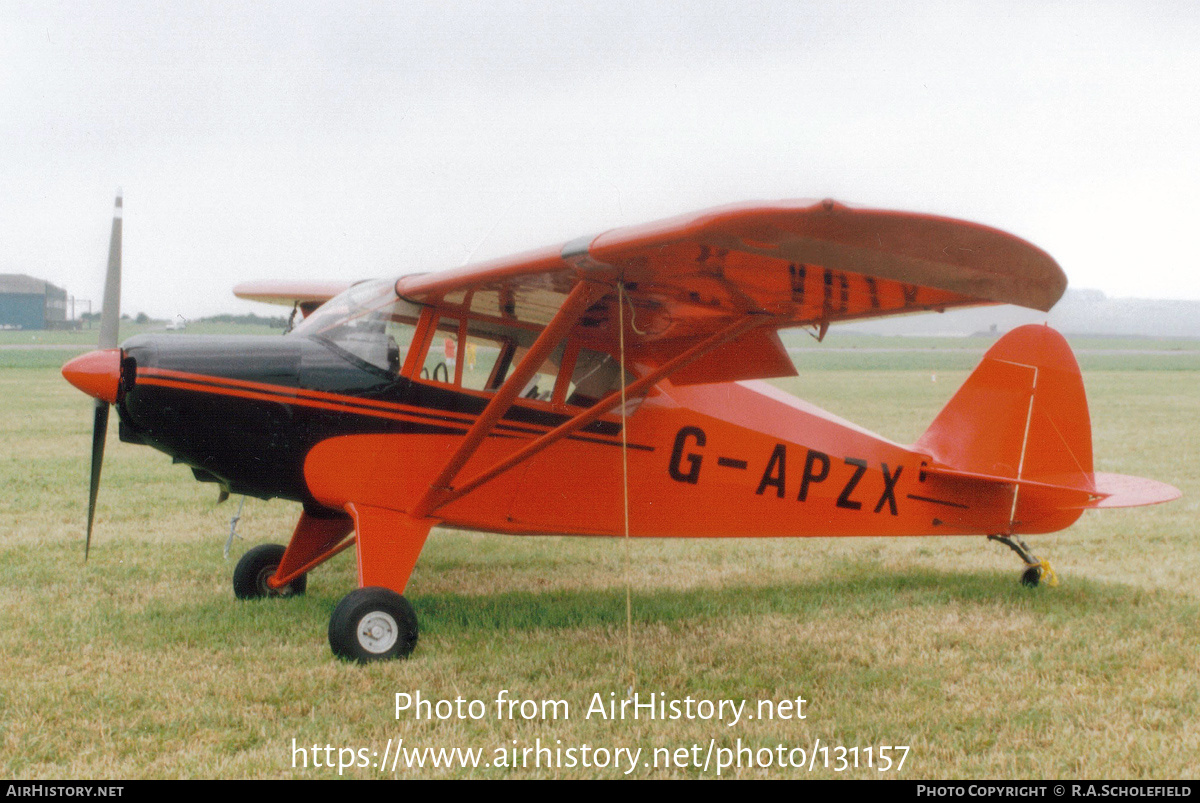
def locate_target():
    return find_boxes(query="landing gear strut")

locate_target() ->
[988,534,1057,587]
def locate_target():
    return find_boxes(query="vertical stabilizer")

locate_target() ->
[916,325,1179,525]
[916,324,1093,487]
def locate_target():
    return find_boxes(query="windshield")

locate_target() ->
[290,279,421,373]
[289,280,634,404]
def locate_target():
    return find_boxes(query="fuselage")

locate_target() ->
[114,331,1051,539]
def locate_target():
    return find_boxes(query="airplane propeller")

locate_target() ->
[62,192,123,559]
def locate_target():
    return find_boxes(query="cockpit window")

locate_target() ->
[291,279,420,374]
[420,317,511,391]
[566,349,629,407]
[292,281,636,405]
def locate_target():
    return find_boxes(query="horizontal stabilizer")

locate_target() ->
[922,465,1181,510]
[1088,472,1181,509]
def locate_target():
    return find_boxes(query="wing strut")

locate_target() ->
[426,313,768,513]
[410,281,604,518]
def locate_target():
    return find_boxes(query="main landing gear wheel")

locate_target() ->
[233,543,308,599]
[1020,565,1043,587]
[329,587,418,662]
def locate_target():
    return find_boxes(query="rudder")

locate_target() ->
[914,324,1179,537]
[916,324,1093,492]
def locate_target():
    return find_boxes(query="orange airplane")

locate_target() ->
[63,196,1180,661]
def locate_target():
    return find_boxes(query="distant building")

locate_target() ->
[0,274,70,330]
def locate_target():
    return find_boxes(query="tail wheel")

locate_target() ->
[989,534,1058,588]
[329,587,418,662]
[233,543,307,599]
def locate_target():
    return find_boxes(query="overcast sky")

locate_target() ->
[3,1,1198,320]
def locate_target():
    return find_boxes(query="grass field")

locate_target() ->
[1,331,1197,778]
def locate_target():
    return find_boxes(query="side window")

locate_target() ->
[421,317,511,391]
[566,349,630,407]
[420,325,456,383]
[509,342,566,402]
[409,317,630,407]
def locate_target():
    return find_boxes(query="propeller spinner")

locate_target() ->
[61,192,123,559]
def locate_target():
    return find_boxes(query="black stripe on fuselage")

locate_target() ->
[138,371,655,452]
[906,493,970,509]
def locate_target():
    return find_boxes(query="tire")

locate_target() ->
[1020,566,1042,587]
[329,587,418,662]
[233,543,307,599]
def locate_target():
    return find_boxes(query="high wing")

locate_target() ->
[395,199,1066,385]
[233,280,353,316]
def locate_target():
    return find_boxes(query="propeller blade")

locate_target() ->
[98,192,122,349]
[86,400,109,560]
[84,191,123,560]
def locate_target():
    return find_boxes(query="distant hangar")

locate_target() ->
[0,274,69,330]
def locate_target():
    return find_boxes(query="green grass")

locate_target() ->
[1,332,1198,778]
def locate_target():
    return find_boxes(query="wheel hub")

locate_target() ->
[256,565,291,597]
[357,611,399,654]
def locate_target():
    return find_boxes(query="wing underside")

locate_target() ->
[233,280,353,316]
[394,200,1066,385]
